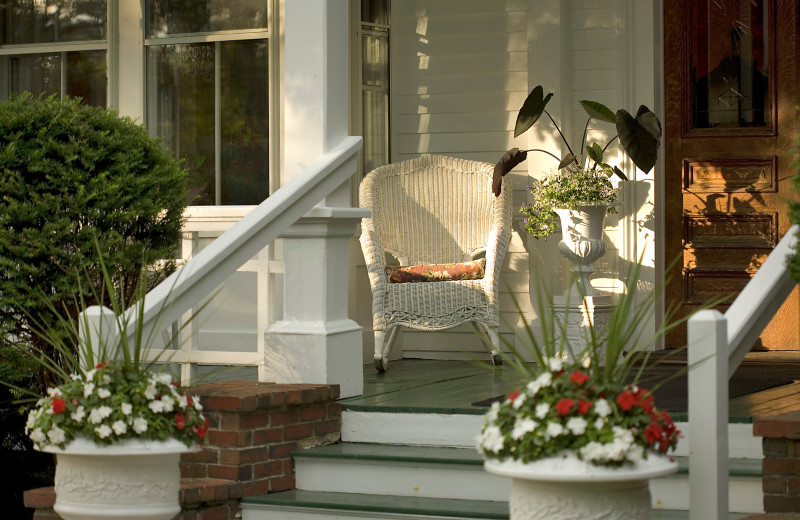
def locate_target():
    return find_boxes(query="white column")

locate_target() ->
[264,207,367,398]
[78,306,119,371]
[688,309,729,520]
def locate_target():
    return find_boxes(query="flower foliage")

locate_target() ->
[521,167,618,239]
[476,357,680,466]
[25,361,207,450]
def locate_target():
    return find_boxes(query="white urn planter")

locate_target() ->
[555,204,609,298]
[484,453,677,520]
[42,437,198,520]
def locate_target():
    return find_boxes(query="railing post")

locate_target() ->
[78,306,119,371]
[264,207,368,398]
[688,309,729,520]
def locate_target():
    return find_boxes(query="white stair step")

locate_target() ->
[341,410,764,459]
[293,443,764,514]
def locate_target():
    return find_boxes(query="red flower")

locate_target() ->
[637,390,654,413]
[570,371,590,386]
[645,422,663,445]
[577,399,592,415]
[175,412,186,430]
[186,396,194,407]
[95,361,108,369]
[555,398,575,416]
[196,416,209,440]
[51,397,66,415]
[508,389,521,402]
[617,391,637,411]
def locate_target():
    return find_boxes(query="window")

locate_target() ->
[145,0,270,206]
[0,0,108,105]
[360,0,390,173]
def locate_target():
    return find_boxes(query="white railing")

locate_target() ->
[688,224,799,519]
[81,136,363,385]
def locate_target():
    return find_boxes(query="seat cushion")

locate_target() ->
[386,258,486,283]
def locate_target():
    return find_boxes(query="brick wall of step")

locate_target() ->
[752,410,800,515]
[24,381,342,520]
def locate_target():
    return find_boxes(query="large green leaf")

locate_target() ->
[586,143,604,165]
[493,148,527,196]
[615,105,662,174]
[579,100,616,124]
[514,86,553,137]
[558,153,576,170]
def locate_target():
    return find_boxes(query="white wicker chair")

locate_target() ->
[359,156,514,371]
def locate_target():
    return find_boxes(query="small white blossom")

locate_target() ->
[546,357,563,372]
[83,382,95,398]
[512,392,526,410]
[29,428,46,444]
[566,417,588,436]
[89,405,112,424]
[25,413,36,431]
[594,418,605,431]
[144,385,157,400]
[177,395,188,408]
[47,426,66,445]
[102,374,111,385]
[70,373,81,381]
[71,406,86,422]
[155,373,173,385]
[85,369,97,381]
[485,401,501,423]
[478,425,505,454]
[97,388,112,399]
[160,396,174,413]
[535,402,550,419]
[120,403,133,415]
[112,420,127,435]
[132,417,148,434]
[95,425,112,439]
[594,398,612,418]
[192,396,202,411]
[545,421,565,438]
[511,418,538,440]
[148,400,166,413]
[46,387,61,397]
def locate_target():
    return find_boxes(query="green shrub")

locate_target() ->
[0,93,188,389]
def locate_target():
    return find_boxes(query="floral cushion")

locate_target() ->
[386,258,486,283]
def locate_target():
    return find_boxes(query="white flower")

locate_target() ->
[478,425,505,454]
[144,385,157,400]
[535,402,550,419]
[46,387,61,397]
[89,405,112,424]
[102,374,111,385]
[512,392,526,410]
[545,421,565,438]
[85,369,97,381]
[83,382,95,398]
[70,373,81,381]
[47,426,66,445]
[25,412,36,431]
[95,425,112,439]
[192,396,203,411]
[112,420,128,435]
[594,398,611,418]
[546,357,563,372]
[71,406,86,422]
[29,428,46,444]
[148,400,165,413]
[566,417,588,436]
[160,396,174,413]
[156,372,174,385]
[178,395,188,408]
[511,417,538,440]
[485,401,501,423]
[120,403,133,416]
[97,388,112,399]
[594,418,605,431]
[132,417,148,434]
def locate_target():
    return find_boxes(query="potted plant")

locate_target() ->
[475,261,682,520]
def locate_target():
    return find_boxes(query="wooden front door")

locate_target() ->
[664,0,799,350]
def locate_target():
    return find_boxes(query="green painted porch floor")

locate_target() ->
[339,358,800,422]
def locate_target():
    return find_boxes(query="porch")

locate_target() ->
[240,356,800,519]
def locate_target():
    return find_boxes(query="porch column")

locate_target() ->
[270,0,365,398]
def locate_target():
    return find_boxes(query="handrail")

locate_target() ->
[688,224,799,519]
[125,136,362,347]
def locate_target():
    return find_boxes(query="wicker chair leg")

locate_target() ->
[470,322,503,366]
[374,326,400,372]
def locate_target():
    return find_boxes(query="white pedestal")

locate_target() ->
[552,294,612,360]
[264,207,368,398]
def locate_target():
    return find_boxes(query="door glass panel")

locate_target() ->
[690,0,770,130]
[1,0,106,45]
[146,0,267,36]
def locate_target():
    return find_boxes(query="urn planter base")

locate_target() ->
[484,453,677,520]
[43,437,197,520]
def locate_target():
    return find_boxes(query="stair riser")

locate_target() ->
[342,411,763,459]
[295,458,763,514]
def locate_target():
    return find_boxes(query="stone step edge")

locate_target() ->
[292,442,763,478]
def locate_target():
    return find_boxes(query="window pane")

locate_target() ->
[362,32,388,88]
[361,0,389,25]
[220,40,268,205]
[690,0,770,129]
[7,51,106,105]
[8,53,60,97]
[146,0,267,37]
[65,50,106,105]
[147,43,216,205]
[1,0,106,45]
